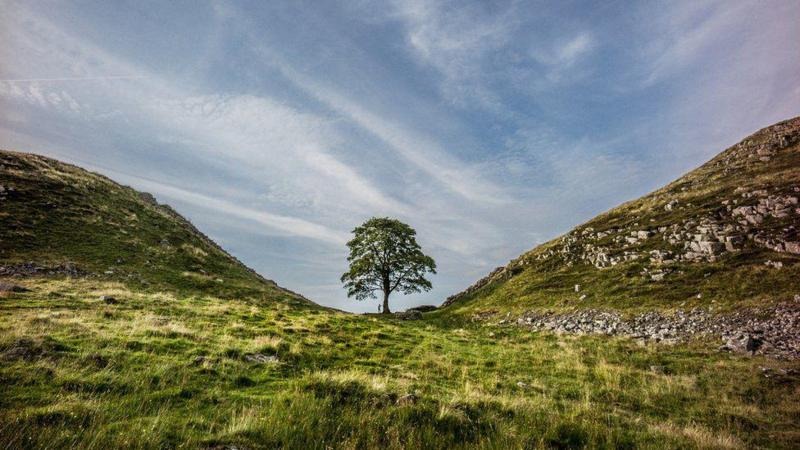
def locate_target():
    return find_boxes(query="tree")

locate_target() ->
[340,217,436,314]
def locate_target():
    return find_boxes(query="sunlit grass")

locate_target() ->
[1,278,798,449]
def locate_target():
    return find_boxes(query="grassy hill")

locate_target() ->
[0,150,310,306]
[442,117,800,317]
[1,140,799,449]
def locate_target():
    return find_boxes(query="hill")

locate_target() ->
[1,141,799,448]
[440,118,800,355]
[444,117,800,312]
[0,150,311,305]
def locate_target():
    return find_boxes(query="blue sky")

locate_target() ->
[1,0,798,312]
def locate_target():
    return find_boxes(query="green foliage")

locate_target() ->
[341,217,436,311]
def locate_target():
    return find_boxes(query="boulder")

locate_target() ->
[406,305,437,313]
[244,353,279,364]
[0,282,29,293]
[395,310,423,320]
[396,393,418,406]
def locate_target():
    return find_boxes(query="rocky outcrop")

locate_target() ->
[443,117,800,307]
[442,266,511,307]
[0,262,84,277]
[491,299,800,359]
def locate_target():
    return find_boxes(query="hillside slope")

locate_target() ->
[0,150,311,305]
[443,117,800,316]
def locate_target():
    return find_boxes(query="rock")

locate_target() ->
[0,282,29,293]
[243,353,279,364]
[516,381,528,388]
[396,310,423,320]
[649,365,665,374]
[745,336,763,355]
[785,242,800,254]
[406,305,437,313]
[0,262,82,277]
[100,295,118,304]
[574,284,581,292]
[88,353,109,368]
[510,301,800,359]
[396,393,418,406]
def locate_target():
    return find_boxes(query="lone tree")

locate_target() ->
[341,217,436,314]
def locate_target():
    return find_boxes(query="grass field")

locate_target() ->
[2,278,798,449]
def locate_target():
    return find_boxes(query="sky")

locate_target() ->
[1,0,799,312]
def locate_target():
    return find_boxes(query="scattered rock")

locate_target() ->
[87,353,109,368]
[243,353,279,364]
[192,355,209,366]
[396,393,418,406]
[0,262,83,277]
[512,302,800,359]
[395,310,423,320]
[406,305,437,313]
[100,295,118,305]
[2,338,67,361]
[0,282,29,293]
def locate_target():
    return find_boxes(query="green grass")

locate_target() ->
[1,278,798,449]
[0,150,311,304]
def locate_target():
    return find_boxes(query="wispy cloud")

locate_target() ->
[1,0,798,312]
[111,170,350,245]
[387,0,518,107]
[0,76,145,82]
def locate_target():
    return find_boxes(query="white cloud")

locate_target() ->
[255,51,505,205]
[388,0,517,107]
[114,172,350,245]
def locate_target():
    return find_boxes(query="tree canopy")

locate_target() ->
[340,217,436,314]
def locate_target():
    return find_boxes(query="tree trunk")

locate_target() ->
[382,290,391,314]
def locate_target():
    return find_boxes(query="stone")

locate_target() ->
[396,310,423,320]
[244,353,279,364]
[100,295,118,304]
[396,393,418,406]
[745,336,763,355]
[784,242,800,255]
[574,284,581,292]
[765,260,783,269]
[0,282,29,293]
[406,305,437,313]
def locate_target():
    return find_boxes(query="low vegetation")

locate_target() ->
[1,279,799,449]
